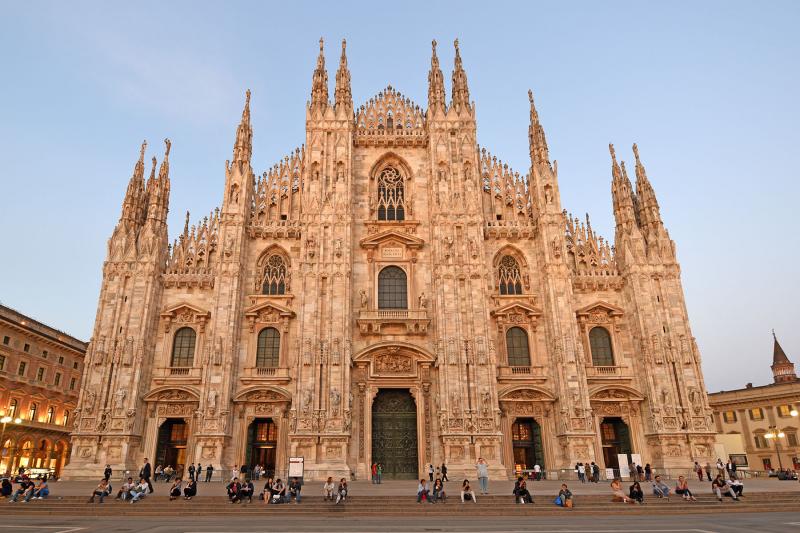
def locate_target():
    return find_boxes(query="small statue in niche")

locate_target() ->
[418,292,428,309]
[359,289,369,308]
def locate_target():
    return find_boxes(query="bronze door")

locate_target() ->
[371,389,418,479]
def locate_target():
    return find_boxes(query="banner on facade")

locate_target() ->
[617,454,631,478]
[288,457,304,478]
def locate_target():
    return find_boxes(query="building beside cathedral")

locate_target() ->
[64,39,716,480]
[708,333,799,471]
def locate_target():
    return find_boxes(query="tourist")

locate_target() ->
[475,458,489,494]
[183,478,197,500]
[533,463,541,481]
[1,478,13,498]
[129,478,149,503]
[377,463,383,484]
[196,463,202,482]
[577,462,586,483]
[261,476,274,503]
[555,483,573,508]
[9,478,35,503]
[712,474,738,501]
[629,481,644,504]
[323,476,335,501]
[644,463,652,482]
[432,478,446,503]
[610,478,631,503]
[727,478,744,497]
[231,465,240,483]
[188,463,196,482]
[239,477,254,503]
[592,462,600,483]
[652,475,670,499]
[728,459,738,480]
[169,477,182,500]
[226,477,241,504]
[636,464,644,481]
[140,458,153,493]
[441,462,449,482]
[154,464,163,482]
[272,478,286,502]
[461,479,477,503]
[417,479,431,503]
[693,461,703,481]
[31,478,48,500]
[287,477,302,503]
[675,475,696,501]
[205,464,214,482]
[435,466,441,481]
[371,462,378,484]
[163,465,174,482]
[115,477,135,501]
[428,464,435,482]
[335,477,348,504]
[716,458,725,478]
[513,476,532,504]
[87,479,112,504]
[704,461,712,481]
[103,464,112,481]
[629,462,638,481]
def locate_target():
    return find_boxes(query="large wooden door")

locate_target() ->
[371,389,418,479]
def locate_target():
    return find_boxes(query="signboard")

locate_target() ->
[617,454,631,478]
[288,457,304,478]
[605,468,615,481]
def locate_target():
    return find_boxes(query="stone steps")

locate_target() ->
[6,493,799,516]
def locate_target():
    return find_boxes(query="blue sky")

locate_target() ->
[1,1,798,391]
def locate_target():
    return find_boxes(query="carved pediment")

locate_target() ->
[359,229,424,250]
[161,303,211,333]
[589,385,644,402]
[576,301,624,322]
[491,302,542,318]
[143,386,201,403]
[244,301,295,331]
[499,386,556,402]
[232,386,291,404]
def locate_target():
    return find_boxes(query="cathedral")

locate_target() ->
[64,39,716,480]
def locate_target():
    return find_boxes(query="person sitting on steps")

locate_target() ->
[712,474,739,502]
[460,479,477,504]
[555,483,573,508]
[169,477,183,501]
[417,479,431,503]
[226,477,241,504]
[271,479,287,503]
[287,477,302,504]
[239,477,254,503]
[128,479,148,503]
[652,475,671,500]
[675,475,697,501]
[610,478,632,503]
[432,478,446,503]
[629,481,644,504]
[335,478,348,504]
[513,476,532,504]
[323,476,335,501]
[183,478,197,500]
[87,479,112,504]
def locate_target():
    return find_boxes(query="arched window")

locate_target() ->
[63,410,69,427]
[589,327,614,366]
[506,327,531,367]
[261,254,289,295]
[498,255,523,295]
[256,327,281,368]
[376,167,405,221]
[46,406,54,424]
[171,327,197,367]
[7,399,17,419]
[378,266,408,309]
[28,402,38,422]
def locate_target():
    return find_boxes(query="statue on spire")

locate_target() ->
[450,38,470,111]
[427,39,446,112]
[335,38,352,110]
[310,37,329,110]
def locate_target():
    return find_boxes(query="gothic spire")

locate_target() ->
[450,39,470,111]
[632,143,663,231]
[334,39,352,111]
[310,37,329,110]
[771,330,798,383]
[146,139,171,222]
[528,90,550,167]
[120,140,148,225]
[232,90,252,164]
[427,39,446,112]
[610,143,638,230]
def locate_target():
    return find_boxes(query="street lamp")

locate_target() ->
[764,425,786,471]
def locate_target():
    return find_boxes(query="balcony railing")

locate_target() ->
[497,365,546,380]
[153,366,202,384]
[358,309,429,320]
[240,366,291,384]
[585,365,630,378]
[357,308,431,336]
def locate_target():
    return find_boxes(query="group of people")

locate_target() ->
[610,472,744,504]
[574,462,602,483]
[154,462,214,483]
[4,476,49,502]
[225,476,348,505]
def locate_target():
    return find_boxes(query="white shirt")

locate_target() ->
[533,465,541,472]
[578,465,585,474]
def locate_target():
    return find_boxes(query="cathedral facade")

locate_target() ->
[64,39,715,480]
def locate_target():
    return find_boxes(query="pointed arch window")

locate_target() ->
[589,327,614,366]
[377,167,405,221]
[378,266,408,309]
[506,327,531,367]
[261,254,289,295]
[171,327,197,367]
[498,255,523,295]
[256,327,281,368]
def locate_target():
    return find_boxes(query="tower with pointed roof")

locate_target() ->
[67,38,717,480]
[772,331,798,384]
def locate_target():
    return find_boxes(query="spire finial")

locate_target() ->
[427,37,446,112]
[139,140,147,163]
[632,142,641,164]
[335,37,352,109]
[311,37,329,109]
[183,210,190,236]
[319,36,324,52]
[164,138,171,159]
[609,143,617,164]
[450,38,470,110]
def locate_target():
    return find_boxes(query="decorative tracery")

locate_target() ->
[257,252,290,295]
[498,255,523,295]
[376,167,405,221]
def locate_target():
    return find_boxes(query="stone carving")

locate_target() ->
[83,390,97,415]
[302,390,312,414]
[330,388,341,414]
[359,289,368,308]
[208,389,218,414]
[418,292,428,309]
[113,388,127,412]
[374,353,413,374]
[156,390,192,401]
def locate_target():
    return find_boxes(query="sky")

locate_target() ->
[1,1,798,392]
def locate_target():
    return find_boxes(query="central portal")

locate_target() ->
[371,388,418,479]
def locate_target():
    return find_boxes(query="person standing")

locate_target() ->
[704,461,712,481]
[475,457,489,495]
[428,464,434,482]
[577,463,586,483]
[533,463,541,481]
[196,463,202,482]
[371,462,377,484]
[140,458,153,494]
[103,464,112,482]
[441,462,448,482]
[205,464,214,482]
[693,461,703,481]
[644,463,652,482]
[377,463,383,484]
[188,463,196,483]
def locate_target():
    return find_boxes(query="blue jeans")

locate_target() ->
[34,488,49,498]
[478,476,488,493]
